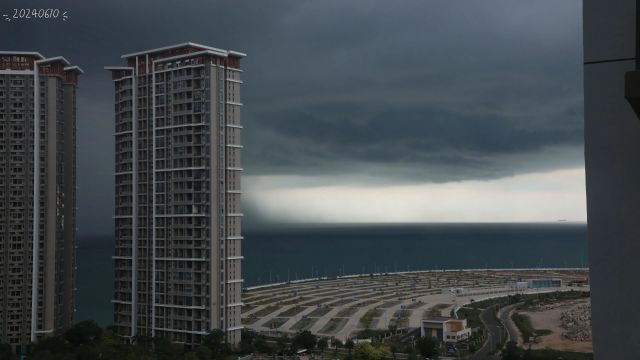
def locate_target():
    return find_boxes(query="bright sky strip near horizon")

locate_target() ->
[0,0,586,235]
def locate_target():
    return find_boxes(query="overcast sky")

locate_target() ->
[1,0,585,236]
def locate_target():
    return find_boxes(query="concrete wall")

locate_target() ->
[584,0,640,358]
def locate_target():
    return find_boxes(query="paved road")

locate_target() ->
[498,303,522,344]
[469,305,500,360]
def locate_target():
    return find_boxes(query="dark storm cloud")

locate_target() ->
[240,0,584,182]
[0,0,583,233]
[248,101,583,181]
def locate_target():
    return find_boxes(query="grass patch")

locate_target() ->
[278,306,306,317]
[263,317,289,329]
[388,309,411,328]
[355,299,381,307]
[378,301,401,309]
[336,307,359,317]
[290,317,319,331]
[328,298,357,307]
[278,296,308,305]
[535,329,553,336]
[308,306,333,317]
[254,295,298,306]
[359,309,384,328]
[299,297,333,307]
[512,312,551,342]
[242,304,256,313]
[319,318,348,334]
[456,307,482,328]
[253,305,281,317]
[512,313,535,342]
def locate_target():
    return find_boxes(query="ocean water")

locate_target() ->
[76,222,588,326]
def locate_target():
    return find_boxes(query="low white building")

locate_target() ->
[421,317,472,343]
[513,281,528,289]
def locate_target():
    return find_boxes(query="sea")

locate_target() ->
[76,222,588,326]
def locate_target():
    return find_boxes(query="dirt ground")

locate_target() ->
[519,299,592,353]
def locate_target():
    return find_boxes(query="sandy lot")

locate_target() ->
[519,299,592,353]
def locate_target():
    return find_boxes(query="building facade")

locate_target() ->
[0,52,81,350]
[584,1,640,358]
[526,278,562,289]
[106,43,245,346]
[421,317,471,343]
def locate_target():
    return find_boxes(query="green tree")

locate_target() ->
[184,352,199,360]
[64,320,103,347]
[75,345,100,360]
[415,336,439,359]
[96,329,120,360]
[501,341,522,360]
[345,339,355,354]
[32,350,54,360]
[353,343,391,360]
[254,335,272,354]
[122,348,153,360]
[332,338,343,355]
[317,338,328,353]
[195,346,213,360]
[203,329,228,359]
[389,343,399,360]
[353,343,374,360]
[293,330,317,351]
[0,343,16,360]
[31,336,73,359]
[238,332,255,354]
[154,336,182,360]
[373,344,391,360]
[276,334,289,355]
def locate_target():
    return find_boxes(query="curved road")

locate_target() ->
[469,304,501,360]
[498,303,522,344]
[469,303,521,359]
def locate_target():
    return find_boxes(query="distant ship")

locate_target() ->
[557,219,568,222]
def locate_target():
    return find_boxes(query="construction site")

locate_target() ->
[241,269,589,342]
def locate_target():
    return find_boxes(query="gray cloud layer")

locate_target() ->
[1,0,584,234]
